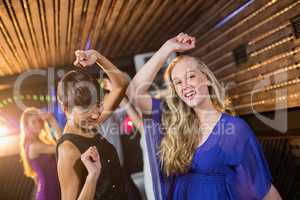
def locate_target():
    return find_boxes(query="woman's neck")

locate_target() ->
[193,98,222,146]
[193,97,222,134]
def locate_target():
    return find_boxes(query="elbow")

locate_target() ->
[263,184,282,200]
[115,72,130,91]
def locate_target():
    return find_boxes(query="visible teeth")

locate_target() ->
[184,91,195,98]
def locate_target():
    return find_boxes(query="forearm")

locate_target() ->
[48,117,62,140]
[127,44,172,97]
[77,175,98,200]
[95,53,129,90]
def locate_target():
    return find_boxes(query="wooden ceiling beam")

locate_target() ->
[5,0,39,69]
[104,0,138,56]
[121,0,166,56]
[146,0,208,51]
[90,0,112,51]
[136,0,183,52]
[29,0,48,68]
[0,1,32,71]
[97,0,126,54]
[67,0,85,65]
[77,0,99,50]
[12,0,41,69]
[191,0,268,58]
[109,0,148,57]
[0,45,13,75]
[156,0,215,42]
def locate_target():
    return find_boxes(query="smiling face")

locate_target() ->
[170,57,211,108]
[57,70,105,130]
[71,102,104,129]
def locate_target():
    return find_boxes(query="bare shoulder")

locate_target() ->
[57,140,81,163]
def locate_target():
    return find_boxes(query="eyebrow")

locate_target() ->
[186,70,195,73]
[172,70,196,80]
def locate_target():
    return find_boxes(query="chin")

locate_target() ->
[184,97,204,108]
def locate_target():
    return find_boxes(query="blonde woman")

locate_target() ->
[126,33,282,200]
[20,107,62,200]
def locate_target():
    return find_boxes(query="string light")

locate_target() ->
[222,47,300,81]
[199,0,280,53]
[231,76,300,99]
[0,94,56,109]
[39,95,45,102]
[201,0,298,61]
[235,91,300,109]
[232,62,300,89]
[250,36,294,57]
[249,22,291,45]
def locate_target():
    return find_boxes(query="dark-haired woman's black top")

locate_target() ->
[56,133,127,200]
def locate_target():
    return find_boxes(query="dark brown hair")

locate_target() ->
[57,69,104,111]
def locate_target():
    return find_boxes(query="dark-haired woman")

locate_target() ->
[56,50,129,200]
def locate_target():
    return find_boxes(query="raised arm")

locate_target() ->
[126,33,196,114]
[102,78,144,134]
[58,142,101,200]
[40,112,62,140]
[74,50,129,123]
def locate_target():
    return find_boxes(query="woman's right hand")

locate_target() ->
[74,50,101,67]
[81,146,102,178]
[163,32,196,53]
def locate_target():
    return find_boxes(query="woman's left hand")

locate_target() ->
[73,50,100,67]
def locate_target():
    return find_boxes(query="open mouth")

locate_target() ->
[184,90,196,101]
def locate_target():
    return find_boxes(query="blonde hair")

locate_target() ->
[160,56,234,176]
[19,107,56,181]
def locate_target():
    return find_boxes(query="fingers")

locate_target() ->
[74,50,88,67]
[81,146,100,162]
[176,32,195,45]
[89,146,100,162]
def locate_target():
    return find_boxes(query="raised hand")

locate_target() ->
[164,32,196,53]
[73,50,100,67]
[81,146,102,178]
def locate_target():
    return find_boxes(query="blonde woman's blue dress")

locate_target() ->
[143,98,272,200]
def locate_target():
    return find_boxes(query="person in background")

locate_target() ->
[20,107,62,200]
[119,95,155,200]
[101,78,143,200]
[102,77,155,200]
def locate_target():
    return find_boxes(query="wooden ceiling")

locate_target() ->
[0,0,222,77]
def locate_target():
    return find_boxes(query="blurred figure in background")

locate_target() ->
[101,78,143,200]
[102,77,155,200]
[20,107,62,200]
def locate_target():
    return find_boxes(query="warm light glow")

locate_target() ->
[0,125,9,137]
[0,117,10,137]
